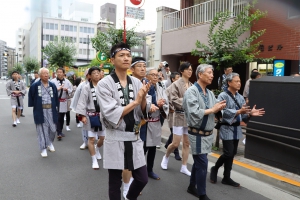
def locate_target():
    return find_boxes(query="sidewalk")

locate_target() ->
[160,121,300,196]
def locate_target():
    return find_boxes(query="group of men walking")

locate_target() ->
[6,42,266,200]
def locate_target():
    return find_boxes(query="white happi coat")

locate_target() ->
[6,79,27,106]
[70,80,89,111]
[76,83,104,132]
[97,75,146,170]
[50,78,73,113]
[146,82,169,147]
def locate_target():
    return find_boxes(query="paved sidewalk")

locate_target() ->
[160,121,300,196]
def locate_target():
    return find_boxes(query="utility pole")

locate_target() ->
[41,0,44,67]
[87,35,89,64]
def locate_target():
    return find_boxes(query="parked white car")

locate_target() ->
[1,76,7,80]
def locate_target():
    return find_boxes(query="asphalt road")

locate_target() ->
[0,81,297,200]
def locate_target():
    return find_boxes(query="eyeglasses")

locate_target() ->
[148,73,159,78]
[185,69,193,72]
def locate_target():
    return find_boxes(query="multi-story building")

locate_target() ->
[7,47,16,73]
[100,3,117,27]
[251,0,300,76]
[156,0,250,84]
[145,31,156,68]
[156,0,300,86]
[0,40,8,77]
[63,1,93,22]
[30,0,64,23]
[15,24,30,64]
[30,17,97,66]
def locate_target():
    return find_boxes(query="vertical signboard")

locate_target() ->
[273,60,285,76]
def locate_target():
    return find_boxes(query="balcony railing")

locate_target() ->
[163,0,247,32]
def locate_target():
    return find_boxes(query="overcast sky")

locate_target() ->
[0,0,180,48]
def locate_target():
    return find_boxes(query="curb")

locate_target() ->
[161,136,300,197]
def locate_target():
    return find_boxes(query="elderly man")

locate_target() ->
[211,72,265,187]
[6,71,26,127]
[143,68,169,180]
[97,42,151,200]
[183,64,226,200]
[28,68,59,157]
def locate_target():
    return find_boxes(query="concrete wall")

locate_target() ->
[161,19,250,55]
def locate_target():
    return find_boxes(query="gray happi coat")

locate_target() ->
[146,82,169,147]
[217,91,249,140]
[6,79,27,106]
[97,75,146,170]
[70,80,89,111]
[183,85,217,154]
[76,83,104,132]
[165,84,174,128]
[169,77,192,127]
[50,78,73,113]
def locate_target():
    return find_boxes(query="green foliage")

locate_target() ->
[23,57,40,73]
[89,58,101,67]
[8,63,25,77]
[192,0,272,70]
[91,24,145,58]
[42,37,77,68]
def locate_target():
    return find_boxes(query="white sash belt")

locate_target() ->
[105,129,140,141]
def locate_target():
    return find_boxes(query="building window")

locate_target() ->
[46,35,49,41]
[74,26,77,32]
[79,49,82,54]
[50,35,54,41]
[65,25,69,31]
[91,28,94,33]
[83,49,87,55]
[55,24,58,30]
[80,27,83,32]
[84,27,87,33]
[61,25,64,30]
[70,25,73,32]
[50,23,54,30]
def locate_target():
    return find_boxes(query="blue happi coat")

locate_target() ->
[28,80,59,124]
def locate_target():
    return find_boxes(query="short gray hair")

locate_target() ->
[225,72,239,86]
[38,67,49,75]
[195,64,214,80]
[146,68,157,75]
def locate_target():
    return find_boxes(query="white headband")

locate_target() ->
[131,60,146,67]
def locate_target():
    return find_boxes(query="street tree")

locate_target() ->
[192,0,272,82]
[23,57,40,73]
[42,37,77,68]
[7,63,25,78]
[91,24,145,58]
[191,0,273,149]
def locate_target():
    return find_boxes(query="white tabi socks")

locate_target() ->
[92,155,99,170]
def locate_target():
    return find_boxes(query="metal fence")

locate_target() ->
[163,0,247,32]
